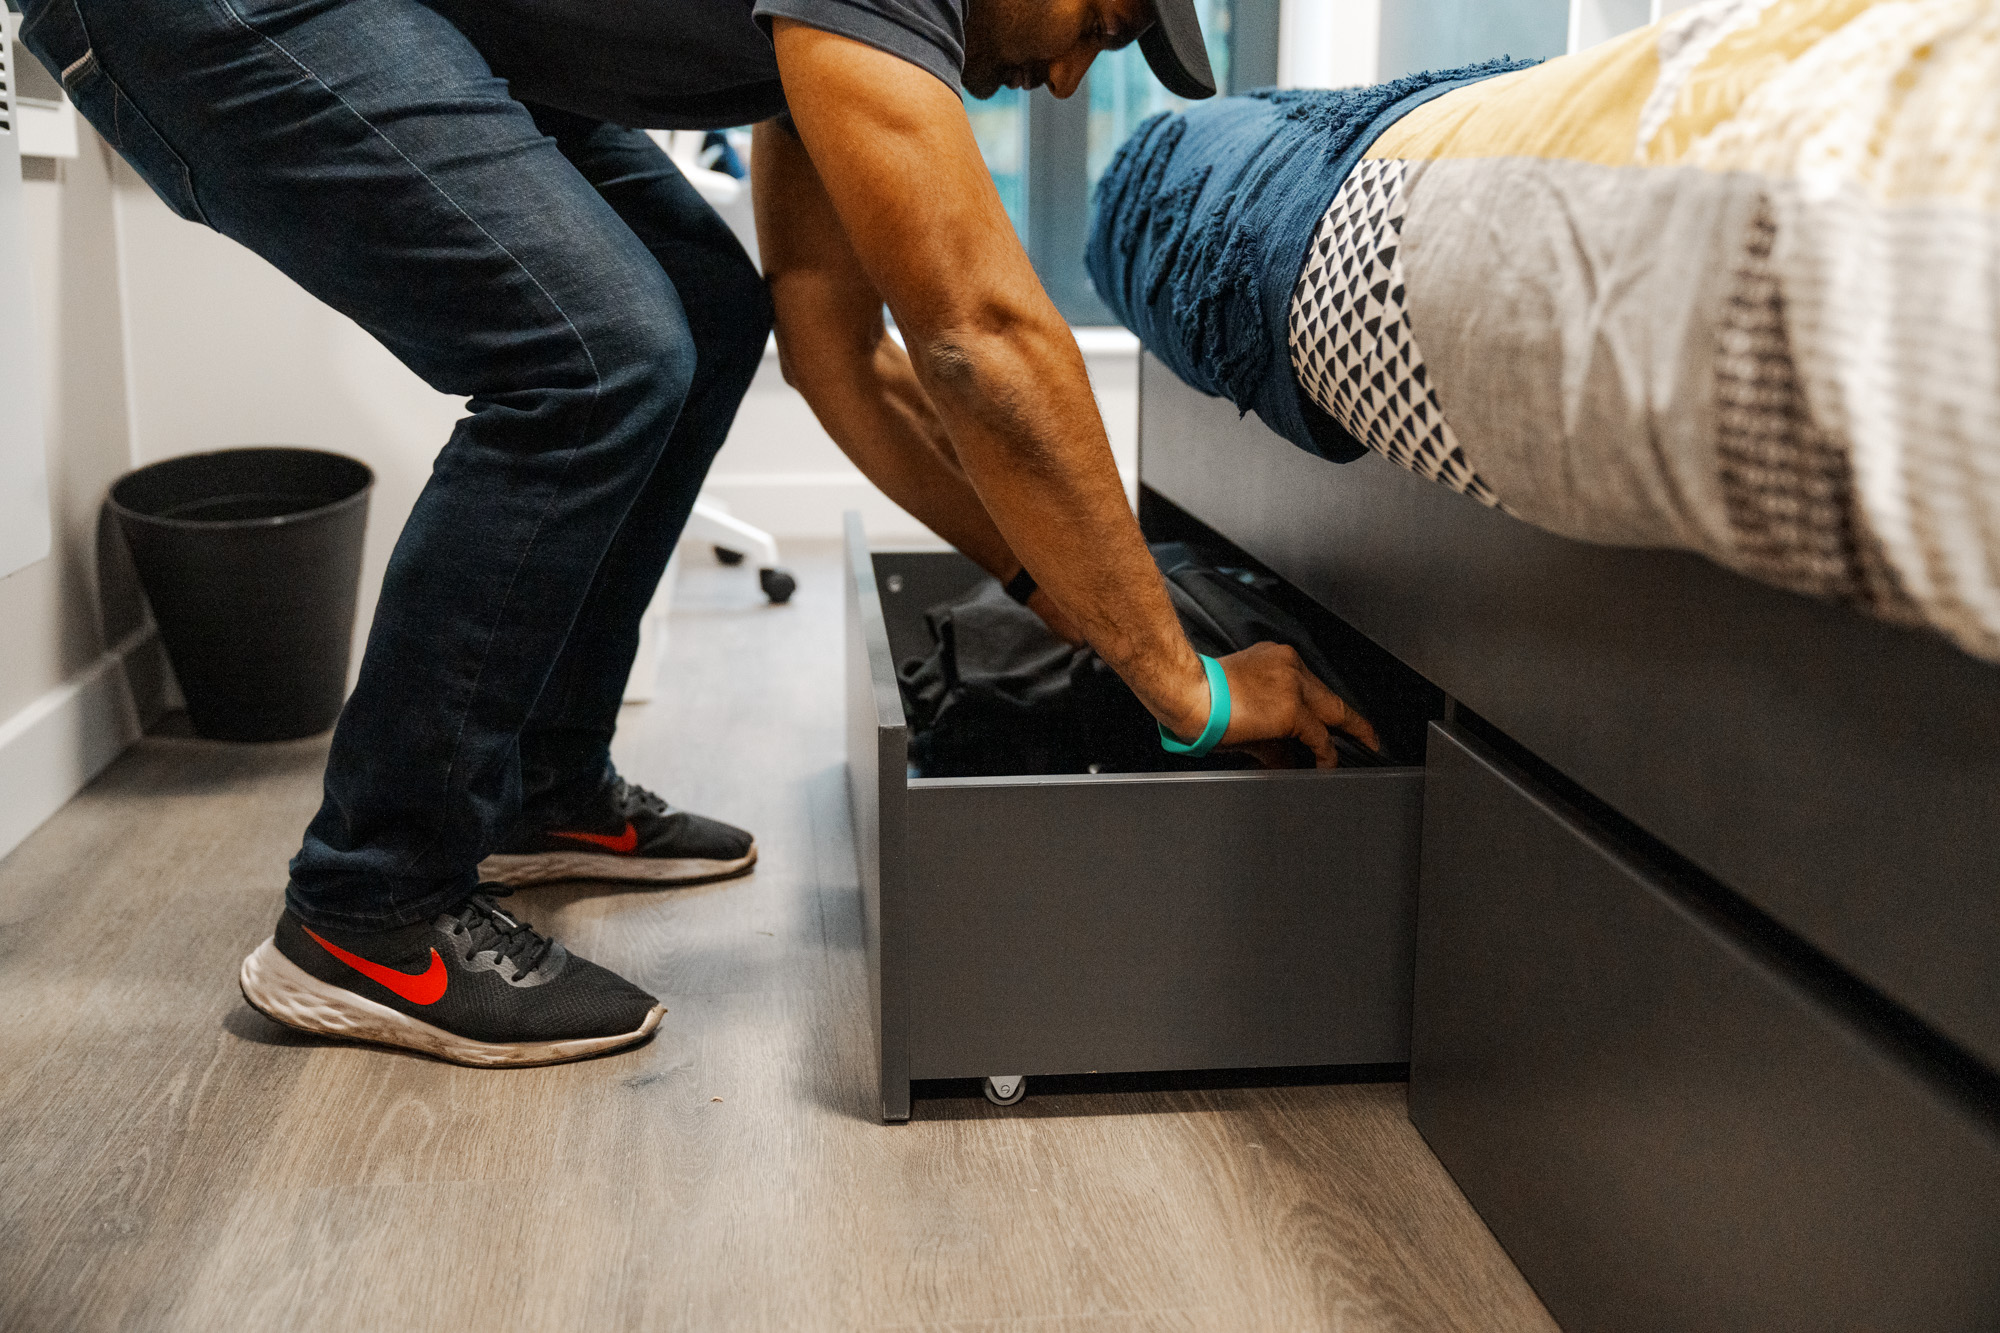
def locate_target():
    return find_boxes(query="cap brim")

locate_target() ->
[1139,0,1217,99]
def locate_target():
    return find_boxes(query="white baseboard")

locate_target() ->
[0,626,156,863]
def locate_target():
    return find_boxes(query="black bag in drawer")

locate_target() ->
[899,543,1404,777]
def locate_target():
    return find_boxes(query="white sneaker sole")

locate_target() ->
[238,938,664,1067]
[477,842,757,889]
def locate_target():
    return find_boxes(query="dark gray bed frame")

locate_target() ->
[1137,353,2000,1331]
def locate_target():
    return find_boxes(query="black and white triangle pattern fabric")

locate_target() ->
[1288,159,1500,509]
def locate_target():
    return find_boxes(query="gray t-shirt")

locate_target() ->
[431,0,966,130]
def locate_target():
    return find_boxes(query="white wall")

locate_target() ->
[1572,0,1702,52]
[1293,0,1692,88]
[1280,0,1383,89]
[0,138,169,863]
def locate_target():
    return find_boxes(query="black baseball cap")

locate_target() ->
[1138,0,1217,99]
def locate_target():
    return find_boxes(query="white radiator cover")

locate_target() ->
[0,14,53,580]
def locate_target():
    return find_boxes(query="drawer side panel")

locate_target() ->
[844,514,911,1122]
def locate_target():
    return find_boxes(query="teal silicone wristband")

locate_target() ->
[1158,654,1231,757]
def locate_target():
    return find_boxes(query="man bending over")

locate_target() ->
[21,0,1374,1065]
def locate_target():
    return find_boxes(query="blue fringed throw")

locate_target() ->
[1085,60,1535,461]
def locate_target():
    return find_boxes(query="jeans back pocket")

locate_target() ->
[18,0,209,225]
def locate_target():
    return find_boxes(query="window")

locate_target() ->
[1377,0,1570,80]
[967,0,1277,325]
[1086,0,1234,186]
[966,86,1028,229]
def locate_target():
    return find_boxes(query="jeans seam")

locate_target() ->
[204,0,607,895]
[49,1,210,224]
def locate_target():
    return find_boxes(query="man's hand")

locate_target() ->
[1213,644,1381,768]
[769,21,1375,767]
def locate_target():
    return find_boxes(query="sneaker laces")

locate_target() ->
[449,889,554,980]
[609,776,670,818]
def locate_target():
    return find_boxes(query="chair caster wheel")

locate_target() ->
[759,568,797,604]
[984,1075,1026,1107]
[714,545,746,566]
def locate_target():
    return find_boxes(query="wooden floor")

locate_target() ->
[0,543,1556,1333]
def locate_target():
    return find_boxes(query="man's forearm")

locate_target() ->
[753,114,1092,641]
[909,314,1210,738]
[797,315,1195,719]
[782,326,1018,578]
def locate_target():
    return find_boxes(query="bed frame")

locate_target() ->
[1137,353,2000,1332]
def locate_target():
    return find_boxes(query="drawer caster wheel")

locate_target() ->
[759,567,797,604]
[984,1075,1026,1107]
[713,545,746,566]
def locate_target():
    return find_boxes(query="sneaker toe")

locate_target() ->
[660,809,756,861]
[543,955,661,1039]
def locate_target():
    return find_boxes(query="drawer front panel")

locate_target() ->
[1411,724,2000,1333]
[906,767,1423,1079]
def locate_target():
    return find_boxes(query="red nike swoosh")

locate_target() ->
[303,927,448,1006]
[549,821,639,854]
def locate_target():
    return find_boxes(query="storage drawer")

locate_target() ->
[1411,723,2000,1332]
[844,514,1427,1122]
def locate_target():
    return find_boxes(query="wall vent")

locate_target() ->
[0,5,53,582]
[1,31,14,137]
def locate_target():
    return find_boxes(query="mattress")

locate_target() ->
[1094,0,2000,666]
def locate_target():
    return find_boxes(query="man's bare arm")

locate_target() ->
[771,21,1376,762]
[752,119,1081,640]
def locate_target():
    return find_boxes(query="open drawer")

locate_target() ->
[843,514,1428,1121]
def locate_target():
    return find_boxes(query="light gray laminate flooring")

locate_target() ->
[0,543,1556,1333]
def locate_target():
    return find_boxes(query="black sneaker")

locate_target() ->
[238,892,663,1066]
[479,776,757,889]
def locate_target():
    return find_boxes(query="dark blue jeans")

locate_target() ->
[20,0,772,930]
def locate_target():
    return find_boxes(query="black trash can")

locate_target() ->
[109,447,373,742]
